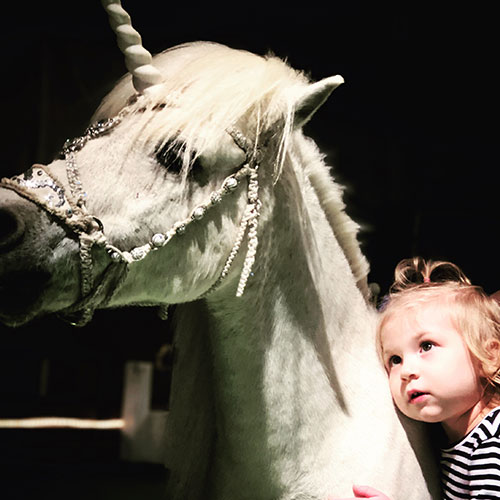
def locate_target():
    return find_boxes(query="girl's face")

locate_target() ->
[381,302,487,441]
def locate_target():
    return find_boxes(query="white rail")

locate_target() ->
[0,361,168,463]
[0,417,124,429]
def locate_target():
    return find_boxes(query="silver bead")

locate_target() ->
[152,233,166,247]
[110,251,121,262]
[191,206,206,220]
[223,177,238,192]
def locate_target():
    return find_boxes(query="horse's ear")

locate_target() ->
[292,75,344,129]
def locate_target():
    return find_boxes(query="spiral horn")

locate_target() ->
[101,0,163,94]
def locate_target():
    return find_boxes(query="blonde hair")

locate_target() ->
[377,257,500,395]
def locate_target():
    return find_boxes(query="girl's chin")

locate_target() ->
[397,404,444,424]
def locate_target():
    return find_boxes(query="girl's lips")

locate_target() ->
[408,390,429,403]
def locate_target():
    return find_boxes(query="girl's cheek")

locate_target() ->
[387,375,397,396]
[388,373,403,400]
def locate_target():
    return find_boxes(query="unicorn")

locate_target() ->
[0,1,440,498]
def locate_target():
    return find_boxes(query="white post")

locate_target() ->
[120,361,168,464]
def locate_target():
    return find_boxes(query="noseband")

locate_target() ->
[1,113,262,326]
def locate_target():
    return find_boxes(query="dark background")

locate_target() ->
[0,2,498,498]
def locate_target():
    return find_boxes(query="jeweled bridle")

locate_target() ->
[0,113,262,326]
[0,0,264,326]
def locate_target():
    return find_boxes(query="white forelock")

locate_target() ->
[92,42,310,175]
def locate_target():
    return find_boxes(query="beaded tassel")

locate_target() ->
[236,165,260,297]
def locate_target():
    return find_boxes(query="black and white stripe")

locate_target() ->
[441,407,500,499]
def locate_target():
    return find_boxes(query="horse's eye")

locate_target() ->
[155,142,184,174]
[155,141,207,184]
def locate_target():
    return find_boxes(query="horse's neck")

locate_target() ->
[166,145,440,500]
[202,164,375,496]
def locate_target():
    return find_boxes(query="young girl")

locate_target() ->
[331,257,500,500]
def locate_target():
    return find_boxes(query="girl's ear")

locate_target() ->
[486,339,500,361]
[482,340,500,385]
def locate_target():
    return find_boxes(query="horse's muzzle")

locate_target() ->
[0,188,59,326]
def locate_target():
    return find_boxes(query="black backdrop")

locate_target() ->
[0,2,498,496]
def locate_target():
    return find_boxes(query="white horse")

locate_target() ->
[0,2,440,499]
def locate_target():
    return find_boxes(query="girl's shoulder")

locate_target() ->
[468,407,500,452]
[478,406,500,439]
[442,407,500,452]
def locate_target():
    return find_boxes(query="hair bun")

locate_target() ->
[390,257,471,293]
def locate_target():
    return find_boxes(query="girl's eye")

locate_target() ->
[388,355,402,367]
[421,341,434,352]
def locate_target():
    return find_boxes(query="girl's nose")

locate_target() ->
[400,358,419,381]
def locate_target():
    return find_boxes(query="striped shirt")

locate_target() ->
[441,407,500,499]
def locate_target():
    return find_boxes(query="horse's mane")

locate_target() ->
[297,136,371,294]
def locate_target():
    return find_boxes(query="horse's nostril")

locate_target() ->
[0,207,25,252]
